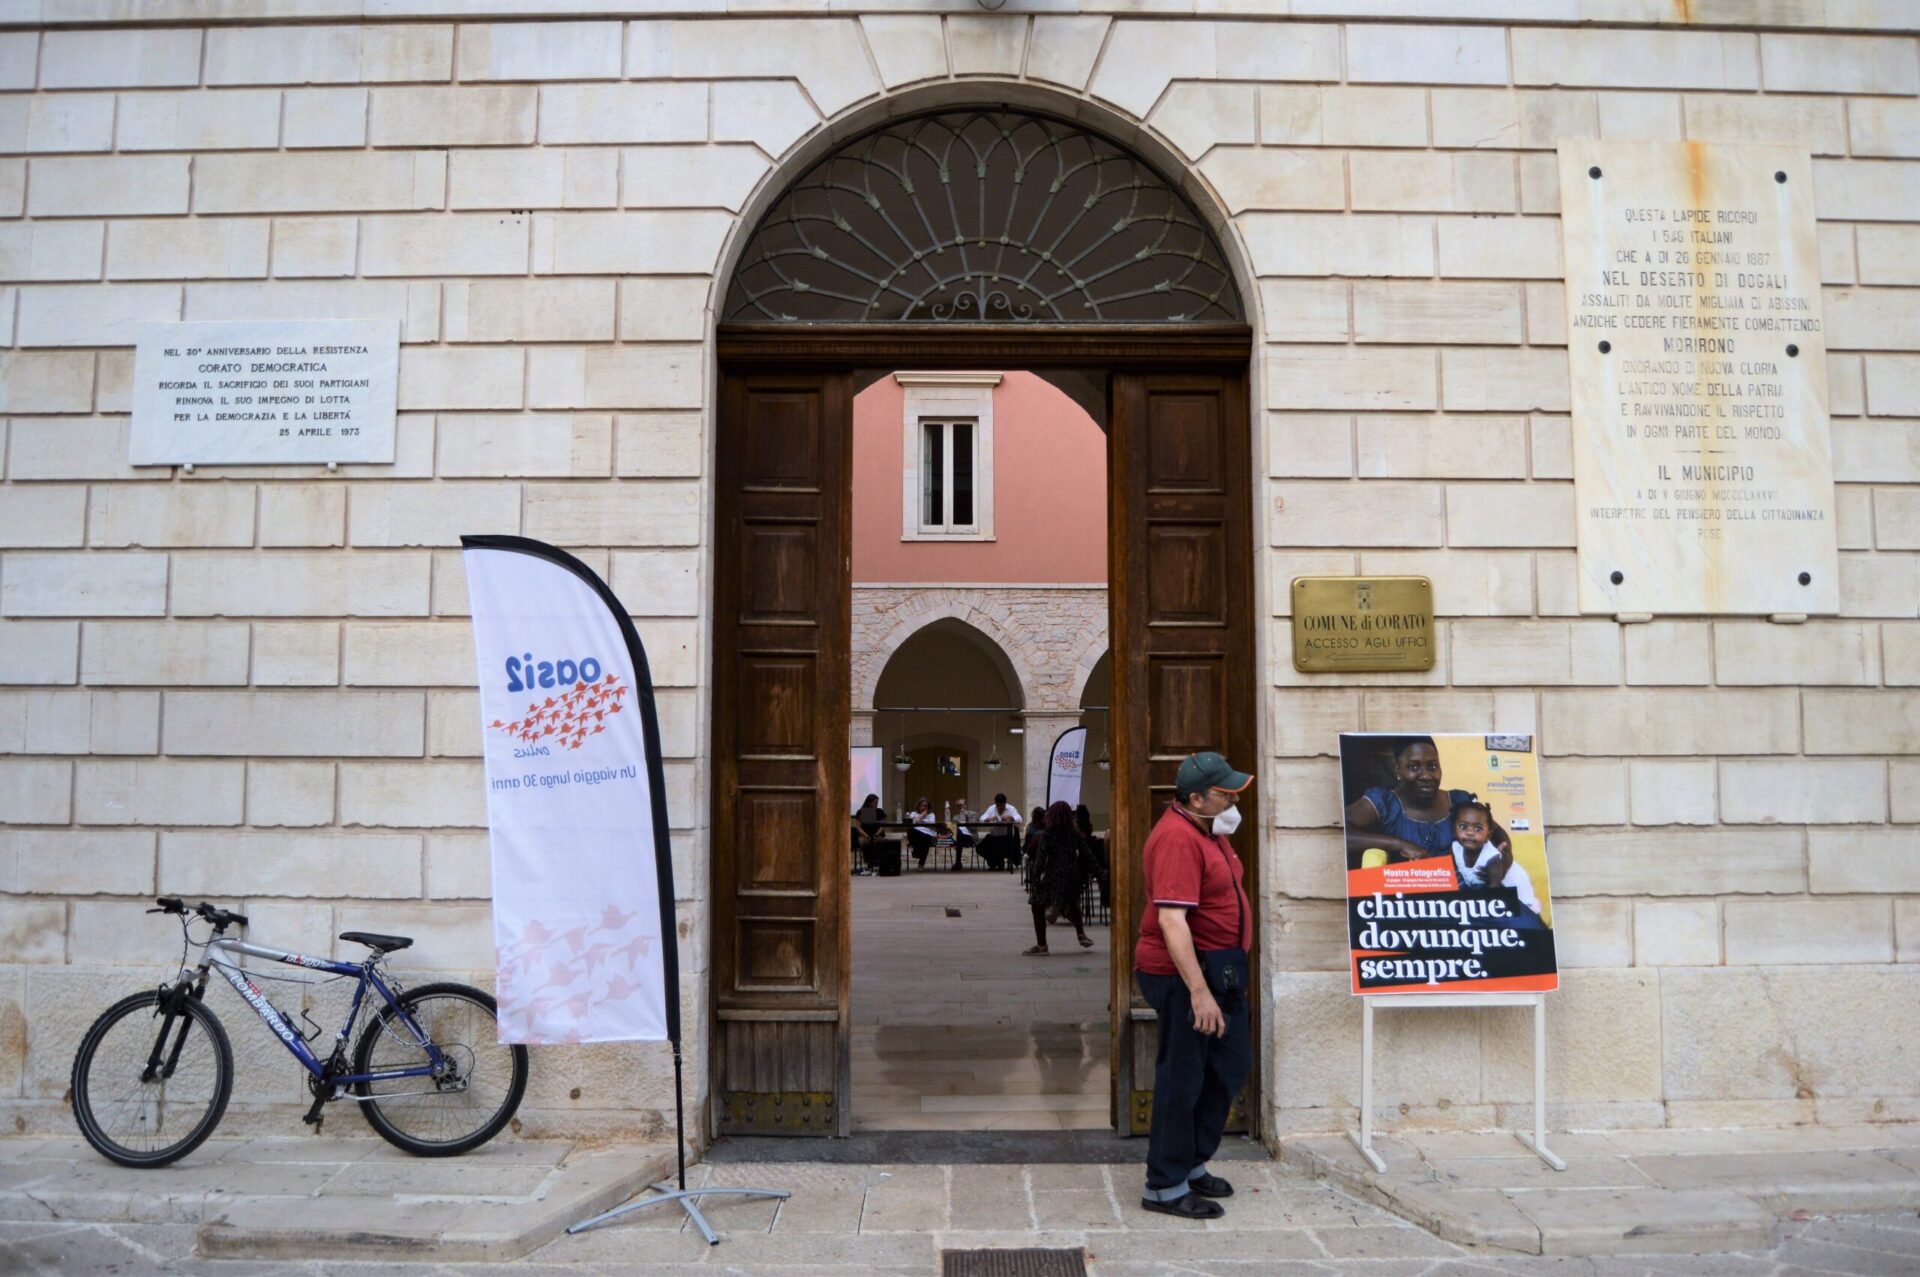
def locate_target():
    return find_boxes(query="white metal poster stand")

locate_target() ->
[1349,991,1565,1173]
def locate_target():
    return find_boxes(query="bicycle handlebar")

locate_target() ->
[148,897,248,929]
[197,901,249,929]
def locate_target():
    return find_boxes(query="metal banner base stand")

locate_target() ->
[567,1181,791,1246]
[566,1047,789,1246]
[1347,991,1565,1174]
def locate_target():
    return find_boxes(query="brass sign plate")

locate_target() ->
[1291,576,1435,673]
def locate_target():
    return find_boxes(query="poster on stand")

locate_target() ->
[463,535,680,1046]
[1339,732,1557,996]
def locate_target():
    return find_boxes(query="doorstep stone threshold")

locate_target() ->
[1282,1125,1920,1257]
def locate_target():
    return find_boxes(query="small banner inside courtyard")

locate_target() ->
[1339,732,1557,995]
[463,536,679,1046]
[1046,726,1088,809]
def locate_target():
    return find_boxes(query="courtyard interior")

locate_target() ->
[850,865,1111,1132]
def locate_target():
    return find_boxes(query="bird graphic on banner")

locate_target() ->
[488,673,629,752]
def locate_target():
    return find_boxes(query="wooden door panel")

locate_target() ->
[1111,372,1259,1138]
[1143,394,1225,491]
[1147,658,1226,756]
[712,371,851,1136]
[739,523,820,622]
[734,787,819,896]
[735,917,817,987]
[1146,525,1229,623]
[740,392,822,489]
[735,655,815,756]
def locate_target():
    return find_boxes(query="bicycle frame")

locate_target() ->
[195,938,445,1087]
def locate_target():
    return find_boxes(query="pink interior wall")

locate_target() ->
[851,372,1109,584]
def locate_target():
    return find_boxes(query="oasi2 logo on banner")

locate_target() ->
[489,653,628,756]
[505,651,602,691]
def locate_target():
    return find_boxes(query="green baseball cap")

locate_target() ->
[1175,751,1254,799]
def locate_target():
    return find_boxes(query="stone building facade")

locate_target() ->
[0,5,1916,1142]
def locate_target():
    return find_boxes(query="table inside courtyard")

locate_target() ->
[855,821,1024,872]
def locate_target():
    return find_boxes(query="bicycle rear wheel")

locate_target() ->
[353,982,528,1156]
[71,989,233,1168]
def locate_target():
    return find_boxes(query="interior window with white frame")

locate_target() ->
[919,418,977,532]
[896,372,997,543]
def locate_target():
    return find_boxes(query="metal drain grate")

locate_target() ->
[941,1248,1088,1277]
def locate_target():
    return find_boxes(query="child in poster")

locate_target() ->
[1340,733,1558,995]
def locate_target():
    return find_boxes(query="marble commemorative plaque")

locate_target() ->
[1556,142,1838,616]
[130,319,399,466]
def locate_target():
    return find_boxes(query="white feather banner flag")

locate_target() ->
[462,536,680,1047]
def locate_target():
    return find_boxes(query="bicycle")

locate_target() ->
[70,897,529,1168]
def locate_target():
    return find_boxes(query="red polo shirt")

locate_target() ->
[1133,804,1251,976]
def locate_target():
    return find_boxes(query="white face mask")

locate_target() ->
[1211,804,1243,836]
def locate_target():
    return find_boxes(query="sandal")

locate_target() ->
[1077,934,1094,948]
[1141,1194,1224,1220]
[1187,1173,1234,1198]
[1022,945,1049,956]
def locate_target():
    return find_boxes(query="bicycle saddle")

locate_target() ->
[338,931,413,953]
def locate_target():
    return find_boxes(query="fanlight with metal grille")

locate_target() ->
[722,110,1242,324]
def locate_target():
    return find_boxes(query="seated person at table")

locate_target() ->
[950,800,979,871]
[852,793,886,873]
[907,797,939,868]
[978,792,1022,870]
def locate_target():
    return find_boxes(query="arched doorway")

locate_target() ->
[871,618,1026,819]
[708,106,1259,1138]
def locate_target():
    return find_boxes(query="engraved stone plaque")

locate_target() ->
[1557,143,1838,616]
[130,319,399,466]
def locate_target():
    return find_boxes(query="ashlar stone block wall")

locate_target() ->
[0,4,1915,1142]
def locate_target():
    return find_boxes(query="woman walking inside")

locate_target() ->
[1024,800,1095,955]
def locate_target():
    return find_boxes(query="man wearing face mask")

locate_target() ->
[1133,751,1255,1220]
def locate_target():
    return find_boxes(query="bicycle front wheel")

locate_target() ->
[71,989,233,1168]
[352,982,528,1156]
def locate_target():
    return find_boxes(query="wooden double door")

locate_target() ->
[708,326,1258,1138]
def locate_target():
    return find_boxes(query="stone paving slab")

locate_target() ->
[1283,1124,1920,1257]
[5,1151,1920,1274]
[1631,1148,1920,1214]
[0,1135,673,1263]
[1510,1186,1773,1256]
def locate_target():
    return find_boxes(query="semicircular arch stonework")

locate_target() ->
[855,596,1042,715]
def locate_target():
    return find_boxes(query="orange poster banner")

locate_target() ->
[1339,732,1559,996]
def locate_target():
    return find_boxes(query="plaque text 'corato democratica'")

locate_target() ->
[130,319,399,467]
[1557,142,1838,617]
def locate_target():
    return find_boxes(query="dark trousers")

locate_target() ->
[978,833,1017,871]
[906,829,934,865]
[1136,968,1252,1197]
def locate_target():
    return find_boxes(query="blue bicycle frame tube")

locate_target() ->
[204,938,443,1082]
